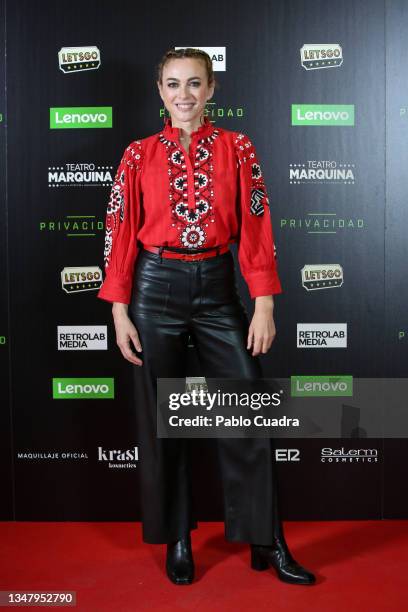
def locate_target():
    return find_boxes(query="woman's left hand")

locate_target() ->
[247,295,276,356]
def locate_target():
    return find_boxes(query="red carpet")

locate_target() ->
[0,520,406,611]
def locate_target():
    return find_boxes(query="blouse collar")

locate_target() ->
[162,115,215,142]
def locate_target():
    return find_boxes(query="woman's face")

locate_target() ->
[157,57,214,125]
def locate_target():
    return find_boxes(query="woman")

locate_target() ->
[97,48,316,586]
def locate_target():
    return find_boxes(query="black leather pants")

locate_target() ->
[128,248,284,545]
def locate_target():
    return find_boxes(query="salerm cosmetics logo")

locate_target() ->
[40,215,104,237]
[0,335,5,345]
[61,266,103,293]
[280,213,364,234]
[53,378,114,399]
[58,46,101,73]
[301,264,343,290]
[57,325,107,350]
[321,447,379,463]
[297,323,347,348]
[289,160,355,184]
[175,46,226,70]
[48,163,114,187]
[50,107,112,129]
[291,375,353,397]
[292,104,354,126]
[98,446,139,469]
[300,44,343,70]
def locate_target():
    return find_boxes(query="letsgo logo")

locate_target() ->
[53,377,114,399]
[301,264,343,290]
[61,266,103,293]
[300,44,343,70]
[58,46,101,73]
[292,104,354,126]
[291,375,353,397]
[50,107,112,129]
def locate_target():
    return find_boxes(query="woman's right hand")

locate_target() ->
[112,302,143,366]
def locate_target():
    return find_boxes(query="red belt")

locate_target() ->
[142,244,230,261]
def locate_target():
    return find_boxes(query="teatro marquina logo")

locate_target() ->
[58,46,101,73]
[40,215,104,237]
[57,326,107,350]
[300,44,343,70]
[292,104,354,126]
[289,160,355,184]
[48,162,114,187]
[297,323,347,348]
[280,212,364,233]
[61,266,103,293]
[175,46,226,70]
[301,264,343,290]
[50,107,112,129]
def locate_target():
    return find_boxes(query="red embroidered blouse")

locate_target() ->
[97,115,282,304]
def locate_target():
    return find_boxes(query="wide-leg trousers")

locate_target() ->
[128,248,285,545]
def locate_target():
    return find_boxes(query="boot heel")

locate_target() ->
[250,547,269,571]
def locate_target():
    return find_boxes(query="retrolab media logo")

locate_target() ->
[297,323,347,348]
[57,325,107,350]
[58,46,101,73]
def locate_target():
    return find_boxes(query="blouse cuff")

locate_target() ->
[97,274,133,304]
[245,270,283,298]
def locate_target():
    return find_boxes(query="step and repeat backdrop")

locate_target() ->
[1,0,407,522]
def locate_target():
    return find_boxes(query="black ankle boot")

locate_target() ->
[250,536,316,585]
[166,535,194,585]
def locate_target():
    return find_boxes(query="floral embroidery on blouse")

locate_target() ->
[159,130,220,248]
[234,132,270,217]
[103,140,143,268]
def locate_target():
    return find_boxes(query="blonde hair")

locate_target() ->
[156,47,219,90]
